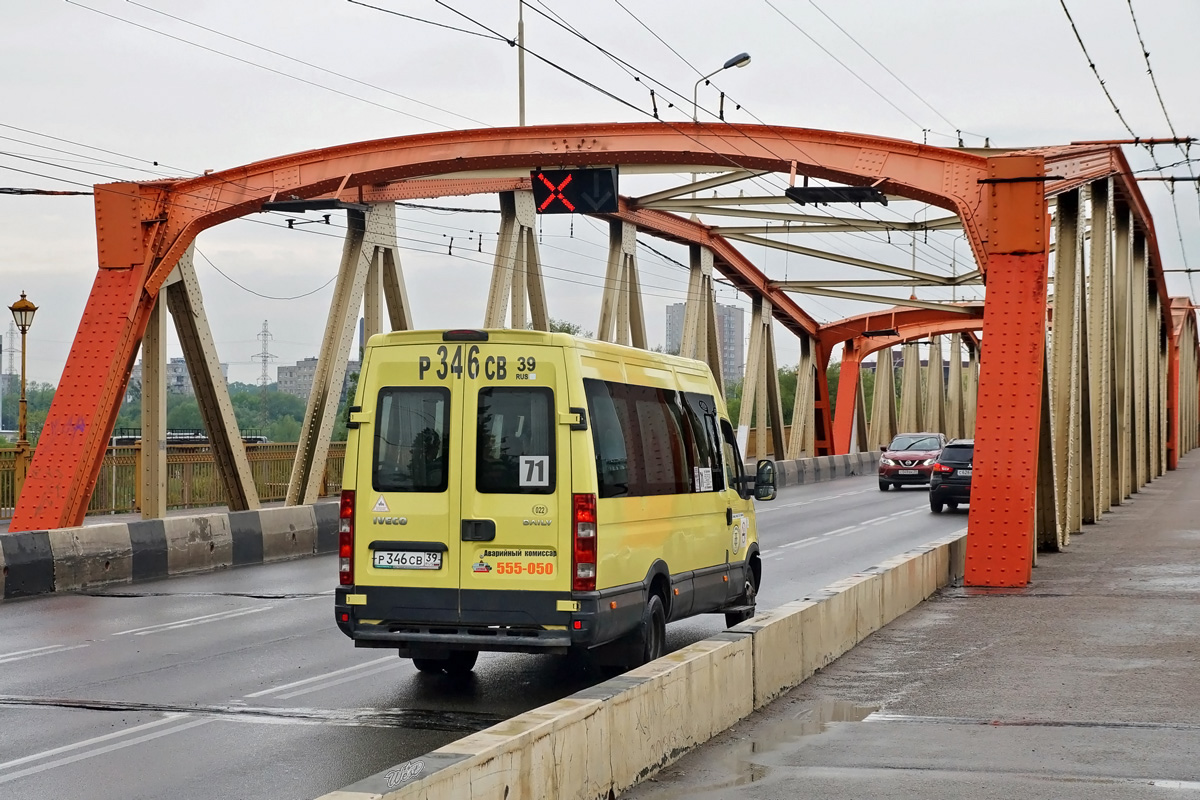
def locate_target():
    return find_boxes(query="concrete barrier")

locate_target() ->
[322,532,967,800]
[755,451,880,488]
[47,523,133,591]
[0,501,340,601]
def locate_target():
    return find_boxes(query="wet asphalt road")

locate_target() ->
[0,476,965,800]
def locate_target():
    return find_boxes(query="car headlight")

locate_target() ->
[880,458,895,466]
[921,459,935,466]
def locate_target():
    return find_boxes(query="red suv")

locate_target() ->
[878,432,947,491]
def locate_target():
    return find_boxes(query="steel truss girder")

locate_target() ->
[10,121,1187,566]
[738,297,787,461]
[787,335,817,459]
[485,191,548,330]
[867,346,898,451]
[287,205,399,506]
[167,246,260,511]
[596,220,646,348]
[679,245,725,395]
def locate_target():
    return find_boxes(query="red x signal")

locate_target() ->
[536,172,576,212]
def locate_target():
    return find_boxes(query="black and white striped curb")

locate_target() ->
[0,504,338,600]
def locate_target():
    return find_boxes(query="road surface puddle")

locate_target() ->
[630,699,877,798]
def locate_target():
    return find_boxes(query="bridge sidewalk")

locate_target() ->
[625,458,1200,799]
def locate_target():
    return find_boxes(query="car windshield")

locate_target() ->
[940,445,974,464]
[889,435,941,451]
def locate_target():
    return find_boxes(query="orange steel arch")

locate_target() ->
[15,122,996,531]
[819,305,986,452]
[10,122,1178,592]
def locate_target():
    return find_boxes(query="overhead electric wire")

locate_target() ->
[513,1,965,276]
[1125,0,1199,286]
[194,246,338,300]
[65,0,459,130]
[761,0,928,135]
[799,0,984,143]
[1059,0,1190,273]
[129,1,492,128]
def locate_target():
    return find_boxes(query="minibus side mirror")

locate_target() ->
[754,459,776,501]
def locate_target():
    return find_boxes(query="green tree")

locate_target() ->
[547,318,593,338]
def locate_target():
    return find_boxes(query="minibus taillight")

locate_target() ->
[572,493,597,592]
[339,490,355,586]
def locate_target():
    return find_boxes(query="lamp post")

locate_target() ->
[692,52,751,122]
[9,292,37,499]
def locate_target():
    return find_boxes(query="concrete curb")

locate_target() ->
[0,452,883,602]
[321,531,967,800]
[0,501,339,601]
[753,452,879,488]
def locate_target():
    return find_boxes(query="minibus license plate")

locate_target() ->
[898,469,919,475]
[373,551,442,570]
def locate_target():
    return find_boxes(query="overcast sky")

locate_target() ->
[2,0,1198,386]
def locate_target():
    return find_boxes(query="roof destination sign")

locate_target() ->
[530,167,619,214]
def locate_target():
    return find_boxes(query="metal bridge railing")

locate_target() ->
[0,442,346,521]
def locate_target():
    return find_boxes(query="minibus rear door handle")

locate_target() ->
[461,520,496,542]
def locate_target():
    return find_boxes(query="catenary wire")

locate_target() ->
[65,0,460,130]
[129,1,492,128]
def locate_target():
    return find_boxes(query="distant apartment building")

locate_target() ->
[129,357,229,396]
[664,302,745,387]
[277,357,361,401]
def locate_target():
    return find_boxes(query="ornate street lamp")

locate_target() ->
[9,292,37,497]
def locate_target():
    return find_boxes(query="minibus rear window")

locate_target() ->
[476,387,556,494]
[373,387,450,493]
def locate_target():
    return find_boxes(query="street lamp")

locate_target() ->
[9,291,37,498]
[692,52,751,122]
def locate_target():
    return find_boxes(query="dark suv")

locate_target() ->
[878,432,946,491]
[929,439,973,513]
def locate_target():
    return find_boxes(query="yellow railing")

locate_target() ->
[1,442,346,520]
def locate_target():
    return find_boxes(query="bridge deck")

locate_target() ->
[626,455,1200,798]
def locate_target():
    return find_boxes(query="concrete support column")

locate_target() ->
[680,245,725,394]
[898,342,923,433]
[485,191,548,331]
[287,207,381,505]
[166,245,260,511]
[597,220,646,348]
[867,346,897,451]
[1111,209,1134,503]
[924,335,946,435]
[1048,188,1084,549]
[946,334,965,440]
[787,336,816,459]
[140,292,168,519]
[965,342,979,437]
[737,297,786,460]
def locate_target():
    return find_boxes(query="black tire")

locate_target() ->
[411,657,447,674]
[725,573,758,628]
[930,497,944,514]
[640,594,667,666]
[878,479,890,492]
[445,650,478,675]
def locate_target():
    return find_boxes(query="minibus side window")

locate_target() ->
[628,385,689,496]
[476,387,556,494]
[682,392,724,492]
[373,387,449,492]
[585,379,631,497]
[719,419,748,498]
[585,378,690,498]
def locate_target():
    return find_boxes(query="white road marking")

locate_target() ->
[113,605,273,637]
[0,644,89,665]
[244,656,395,698]
[275,661,402,700]
[0,715,210,784]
